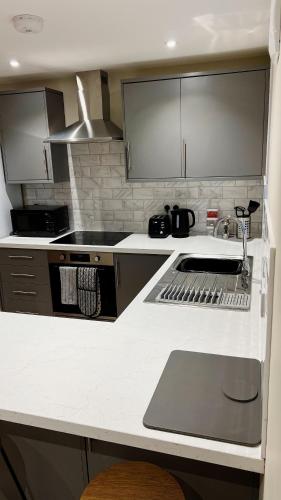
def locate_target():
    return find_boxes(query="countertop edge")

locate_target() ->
[0,409,264,474]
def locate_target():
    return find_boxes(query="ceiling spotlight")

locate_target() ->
[9,59,20,68]
[166,40,177,49]
[12,14,44,34]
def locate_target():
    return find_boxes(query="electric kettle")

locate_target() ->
[171,206,195,238]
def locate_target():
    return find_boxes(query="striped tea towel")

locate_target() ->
[77,267,101,318]
[59,266,78,305]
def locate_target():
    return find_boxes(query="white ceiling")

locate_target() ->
[0,0,270,78]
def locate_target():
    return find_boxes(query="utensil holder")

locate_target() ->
[237,217,251,239]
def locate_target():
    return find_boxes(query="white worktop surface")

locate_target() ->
[0,234,264,473]
[0,232,175,254]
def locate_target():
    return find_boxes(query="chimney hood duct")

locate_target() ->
[46,70,123,143]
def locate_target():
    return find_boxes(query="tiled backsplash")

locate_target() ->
[23,142,263,236]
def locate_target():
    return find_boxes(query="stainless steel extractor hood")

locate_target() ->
[46,70,123,143]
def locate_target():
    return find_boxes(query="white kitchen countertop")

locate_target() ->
[0,234,265,473]
[0,232,175,254]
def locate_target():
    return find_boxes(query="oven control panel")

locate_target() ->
[48,251,114,266]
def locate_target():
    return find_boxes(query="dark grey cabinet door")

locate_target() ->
[115,253,168,315]
[123,79,182,179]
[181,70,267,178]
[0,423,88,500]
[0,449,23,500]
[0,92,50,183]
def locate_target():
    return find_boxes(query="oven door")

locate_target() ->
[49,263,117,320]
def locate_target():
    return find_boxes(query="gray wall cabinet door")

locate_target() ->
[115,253,168,315]
[0,92,50,183]
[123,79,182,179]
[0,90,69,184]
[181,70,267,178]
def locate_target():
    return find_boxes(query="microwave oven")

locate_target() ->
[11,205,69,237]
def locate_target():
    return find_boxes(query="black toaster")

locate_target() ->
[148,214,171,238]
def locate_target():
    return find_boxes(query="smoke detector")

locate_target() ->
[12,14,44,34]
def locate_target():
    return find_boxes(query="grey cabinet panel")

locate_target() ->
[0,448,23,500]
[0,248,53,316]
[0,89,69,184]
[181,70,267,178]
[0,423,88,500]
[123,79,182,179]
[0,248,49,267]
[0,92,49,182]
[45,90,67,134]
[49,143,69,183]
[115,253,168,315]
[0,264,50,286]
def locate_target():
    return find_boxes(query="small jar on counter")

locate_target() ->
[206,209,219,235]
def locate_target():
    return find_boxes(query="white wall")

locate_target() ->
[261,31,281,500]
[0,152,22,238]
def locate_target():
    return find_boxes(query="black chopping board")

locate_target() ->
[143,351,261,446]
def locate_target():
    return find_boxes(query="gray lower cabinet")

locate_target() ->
[0,89,69,184]
[181,70,267,178]
[0,423,88,500]
[0,429,260,500]
[0,248,53,316]
[123,79,182,180]
[86,440,259,500]
[0,448,23,500]
[115,253,168,315]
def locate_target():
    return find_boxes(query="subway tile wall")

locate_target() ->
[23,142,264,237]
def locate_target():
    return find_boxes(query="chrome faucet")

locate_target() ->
[213,216,250,289]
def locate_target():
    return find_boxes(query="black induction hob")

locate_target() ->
[51,231,132,246]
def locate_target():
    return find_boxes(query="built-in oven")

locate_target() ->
[48,251,117,320]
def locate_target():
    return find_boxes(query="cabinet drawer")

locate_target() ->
[0,248,48,267]
[0,265,50,286]
[2,298,53,316]
[2,282,52,305]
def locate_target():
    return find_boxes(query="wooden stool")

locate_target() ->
[80,461,185,500]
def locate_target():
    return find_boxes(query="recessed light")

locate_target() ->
[166,40,177,49]
[9,59,20,68]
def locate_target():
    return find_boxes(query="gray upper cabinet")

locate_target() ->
[181,70,267,178]
[123,79,182,180]
[122,69,268,180]
[0,88,69,184]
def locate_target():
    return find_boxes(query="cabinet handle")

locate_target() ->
[260,292,266,318]
[8,255,33,260]
[43,147,49,179]
[15,311,39,315]
[125,142,131,173]
[183,139,187,177]
[10,273,36,278]
[12,290,37,296]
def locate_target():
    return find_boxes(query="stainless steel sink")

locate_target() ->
[176,255,243,275]
[145,253,253,311]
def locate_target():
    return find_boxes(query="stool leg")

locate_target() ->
[0,445,28,500]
